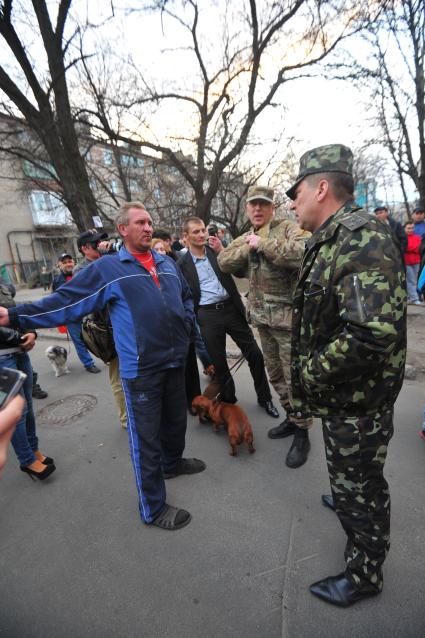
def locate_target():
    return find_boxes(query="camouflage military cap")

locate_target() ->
[286,144,353,200]
[246,185,274,203]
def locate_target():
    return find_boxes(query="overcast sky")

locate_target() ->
[2,0,418,206]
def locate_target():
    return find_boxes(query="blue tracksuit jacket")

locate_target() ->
[9,247,195,378]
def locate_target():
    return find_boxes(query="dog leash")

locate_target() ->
[214,354,246,401]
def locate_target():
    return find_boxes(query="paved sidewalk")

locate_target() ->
[0,342,424,637]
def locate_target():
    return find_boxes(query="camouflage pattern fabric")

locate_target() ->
[291,202,407,417]
[246,184,274,203]
[258,325,312,429]
[218,219,311,427]
[322,410,394,592]
[291,200,406,592]
[286,144,353,200]
[218,219,310,327]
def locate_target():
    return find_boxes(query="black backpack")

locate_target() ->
[81,310,117,363]
[0,280,16,309]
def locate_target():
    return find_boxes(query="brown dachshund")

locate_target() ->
[191,395,212,424]
[191,395,255,457]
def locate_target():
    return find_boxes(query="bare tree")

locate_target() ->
[344,1,425,210]
[84,0,375,225]
[0,0,101,230]
[211,132,295,237]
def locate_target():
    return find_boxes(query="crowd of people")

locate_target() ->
[0,142,419,608]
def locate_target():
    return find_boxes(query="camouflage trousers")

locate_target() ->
[257,326,312,429]
[322,411,394,593]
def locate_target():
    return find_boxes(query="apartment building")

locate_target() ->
[0,114,195,284]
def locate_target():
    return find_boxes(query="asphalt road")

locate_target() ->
[0,328,424,637]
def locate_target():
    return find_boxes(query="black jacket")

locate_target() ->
[0,276,35,347]
[388,217,407,253]
[0,326,23,350]
[52,271,70,291]
[178,247,246,317]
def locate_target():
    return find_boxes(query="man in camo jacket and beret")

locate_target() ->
[217,184,313,469]
[287,143,407,607]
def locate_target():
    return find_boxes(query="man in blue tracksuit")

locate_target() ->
[0,202,205,530]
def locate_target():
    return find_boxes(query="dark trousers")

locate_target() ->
[185,342,201,408]
[197,302,271,404]
[121,366,187,524]
[322,411,394,592]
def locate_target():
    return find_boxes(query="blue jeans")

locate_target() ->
[121,366,187,523]
[0,351,38,466]
[406,264,420,302]
[66,321,94,368]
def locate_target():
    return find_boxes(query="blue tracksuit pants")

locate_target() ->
[121,366,187,523]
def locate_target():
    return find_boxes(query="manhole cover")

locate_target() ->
[36,394,97,426]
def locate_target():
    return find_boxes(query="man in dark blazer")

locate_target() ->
[179,216,278,417]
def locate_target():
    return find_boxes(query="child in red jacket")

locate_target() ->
[404,222,422,304]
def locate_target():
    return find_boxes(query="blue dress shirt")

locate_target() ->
[190,251,229,305]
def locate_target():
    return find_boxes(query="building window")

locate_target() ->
[110,180,118,194]
[29,191,73,226]
[120,153,144,169]
[23,159,57,179]
[154,187,161,199]
[129,179,140,194]
[103,149,113,165]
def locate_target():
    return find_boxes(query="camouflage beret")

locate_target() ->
[246,185,274,203]
[286,144,353,200]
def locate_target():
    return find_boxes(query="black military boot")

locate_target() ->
[268,417,296,439]
[32,372,48,399]
[285,428,310,468]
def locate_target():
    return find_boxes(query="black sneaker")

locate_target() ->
[32,371,48,399]
[32,383,48,399]
[163,458,206,479]
[85,365,101,373]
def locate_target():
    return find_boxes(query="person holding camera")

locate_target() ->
[209,224,228,248]
[73,230,115,274]
[52,252,100,374]
[73,231,127,429]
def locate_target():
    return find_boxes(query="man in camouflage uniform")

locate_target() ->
[287,144,407,606]
[218,185,313,468]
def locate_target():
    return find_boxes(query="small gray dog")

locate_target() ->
[45,345,70,377]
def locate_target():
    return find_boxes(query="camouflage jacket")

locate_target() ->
[217,219,310,329]
[291,202,407,417]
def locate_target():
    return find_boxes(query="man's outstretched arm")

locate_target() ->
[0,266,110,331]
